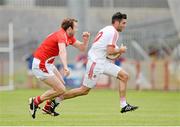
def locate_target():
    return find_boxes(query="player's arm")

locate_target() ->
[58,43,70,76]
[107,43,127,55]
[72,32,90,52]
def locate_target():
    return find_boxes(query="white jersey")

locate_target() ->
[88,25,119,63]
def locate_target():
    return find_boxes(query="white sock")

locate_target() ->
[55,95,64,104]
[120,97,127,108]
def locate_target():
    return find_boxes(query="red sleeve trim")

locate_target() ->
[70,36,77,45]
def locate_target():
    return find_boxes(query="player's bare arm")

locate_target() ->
[58,43,70,77]
[73,32,90,51]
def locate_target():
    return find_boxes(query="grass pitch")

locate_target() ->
[0,89,179,126]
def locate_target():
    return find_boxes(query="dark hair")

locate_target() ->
[61,18,78,30]
[112,12,127,24]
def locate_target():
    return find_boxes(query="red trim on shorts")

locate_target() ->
[39,61,48,73]
[47,58,55,64]
[88,62,96,79]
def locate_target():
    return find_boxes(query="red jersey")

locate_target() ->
[33,28,76,64]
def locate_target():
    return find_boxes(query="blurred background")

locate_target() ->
[0,0,180,91]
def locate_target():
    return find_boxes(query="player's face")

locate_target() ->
[69,22,78,36]
[73,22,78,33]
[117,19,127,32]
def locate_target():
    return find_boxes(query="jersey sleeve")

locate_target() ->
[57,33,66,44]
[69,36,77,45]
[107,29,118,48]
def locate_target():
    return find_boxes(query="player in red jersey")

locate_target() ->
[28,18,90,119]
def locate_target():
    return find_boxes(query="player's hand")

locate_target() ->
[82,32,90,43]
[63,67,70,77]
[119,43,127,53]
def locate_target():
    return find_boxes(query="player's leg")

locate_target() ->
[29,59,66,118]
[42,80,92,117]
[117,69,128,107]
[117,69,138,113]
[56,60,99,101]
[60,85,91,100]
[31,61,66,101]
[40,76,66,100]
[43,86,91,116]
[103,62,138,113]
[46,60,100,116]
[42,65,65,116]
[29,75,66,118]
[53,65,65,84]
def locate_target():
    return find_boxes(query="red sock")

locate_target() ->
[44,100,51,110]
[33,96,42,106]
[46,100,51,105]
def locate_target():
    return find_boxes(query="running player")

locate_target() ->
[45,12,138,114]
[28,18,90,119]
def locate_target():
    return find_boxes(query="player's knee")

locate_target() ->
[80,87,90,95]
[117,71,129,82]
[124,73,129,81]
[56,85,66,95]
[82,89,90,95]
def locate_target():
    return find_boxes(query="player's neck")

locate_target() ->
[112,25,119,32]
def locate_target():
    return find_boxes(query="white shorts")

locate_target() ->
[32,58,55,80]
[83,59,122,88]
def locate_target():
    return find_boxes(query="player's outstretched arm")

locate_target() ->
[73,32,90,52]
[58,43,70,77]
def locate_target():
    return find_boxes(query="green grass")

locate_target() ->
[0,89,180,126]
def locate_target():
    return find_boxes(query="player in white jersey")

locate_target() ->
[44,12,138,114]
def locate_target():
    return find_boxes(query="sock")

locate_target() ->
[46,100,51,105]
[120,97,127,108]
[44,100,51,110]
[34,96,42,106]
[55,95,64,104]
